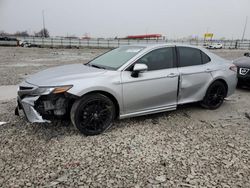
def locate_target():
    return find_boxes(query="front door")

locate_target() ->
[121,47,179,115]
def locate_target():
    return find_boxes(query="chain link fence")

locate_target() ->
[1,36,250,49]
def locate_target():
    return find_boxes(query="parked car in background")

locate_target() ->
[16,44,237,135]
[207,43,223,49]
[19,40,41,48]
[233,52,250,87]
[19,40,31,47]
[0,37,19,46]
[244,52,250,57]
[203,43,210,48]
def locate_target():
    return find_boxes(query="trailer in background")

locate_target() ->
[0,37,19,46]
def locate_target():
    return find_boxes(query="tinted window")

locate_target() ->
[178,47,202,67]
[134,47,174,71]
[201,51,211,64]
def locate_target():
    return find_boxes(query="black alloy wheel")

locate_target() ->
[71,93,115,136]
[201,81,227,110]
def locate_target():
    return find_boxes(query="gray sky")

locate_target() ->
[0,0,249,39]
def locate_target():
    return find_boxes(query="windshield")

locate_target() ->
[88,46,145,70]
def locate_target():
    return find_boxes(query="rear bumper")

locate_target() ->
[16,96,50,123]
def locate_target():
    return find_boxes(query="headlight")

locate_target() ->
[52,85,73,94]
[32,85,73,95]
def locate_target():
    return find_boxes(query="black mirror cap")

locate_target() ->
[131,70,139,78]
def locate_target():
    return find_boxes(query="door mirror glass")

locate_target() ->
[131,63,148,77]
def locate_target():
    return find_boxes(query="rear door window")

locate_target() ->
[178,47,203,67]
[201,51,211,64]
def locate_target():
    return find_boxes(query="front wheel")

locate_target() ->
[71,93,115,136]
[201,81,227,110]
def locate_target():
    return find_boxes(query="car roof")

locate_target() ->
[125,43,206,50]
[117,43,223,71]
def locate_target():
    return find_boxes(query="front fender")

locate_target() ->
[66,72,124,114]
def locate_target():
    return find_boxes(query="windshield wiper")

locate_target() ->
[89,64,106,69]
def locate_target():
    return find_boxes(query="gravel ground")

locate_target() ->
[0,47,107,85]
[0,47,250,187]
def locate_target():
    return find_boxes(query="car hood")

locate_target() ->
[26,64,106,87]
[233,57,250,67]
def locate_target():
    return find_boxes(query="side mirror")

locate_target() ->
[131,63,148,78]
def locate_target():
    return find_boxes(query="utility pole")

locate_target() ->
[241,16,248,41]
[42,10,46,37]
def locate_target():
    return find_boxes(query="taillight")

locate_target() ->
[229,64,237,72]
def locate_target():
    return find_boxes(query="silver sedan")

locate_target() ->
[16,44,237,135]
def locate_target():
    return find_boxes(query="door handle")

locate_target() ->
[205,68,212,73]
[167,73,178,78]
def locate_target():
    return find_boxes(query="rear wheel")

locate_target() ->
[201,81,227,110]
[71,93,115,136]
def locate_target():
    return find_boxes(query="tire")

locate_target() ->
[200,81,227,110]
[71,93,115,136]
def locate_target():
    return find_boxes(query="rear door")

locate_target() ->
[177,46,213,104]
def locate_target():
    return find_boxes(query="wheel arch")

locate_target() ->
[210,78,228,96]
[200,78,229,109]
[81,90,120,119]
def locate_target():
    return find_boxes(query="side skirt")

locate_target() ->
[119,105,176,119]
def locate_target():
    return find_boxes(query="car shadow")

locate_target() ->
[29,102,203,137]
[236,85,250,91]
[13,100,225,138]
[114,102,201,128]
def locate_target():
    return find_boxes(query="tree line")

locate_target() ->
[0,28,50,38]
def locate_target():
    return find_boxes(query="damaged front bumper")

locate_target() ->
[15,81,74,123]
[16,96,50,123]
